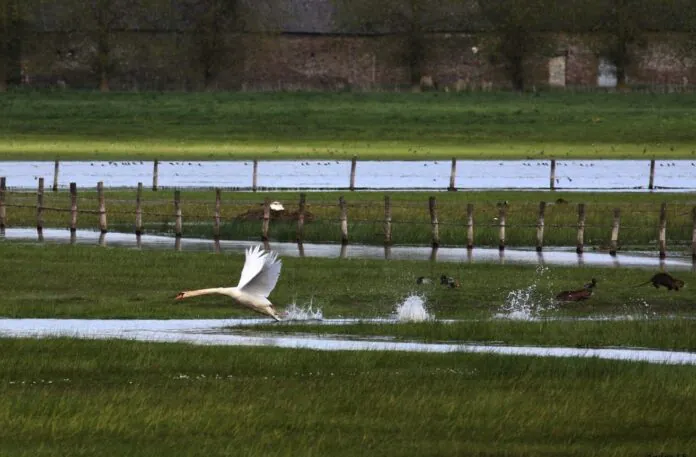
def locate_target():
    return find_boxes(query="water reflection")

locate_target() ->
[1,227,693,270]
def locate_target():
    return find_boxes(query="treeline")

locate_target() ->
[2,0,696,91]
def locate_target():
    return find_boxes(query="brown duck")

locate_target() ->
[556,278,597,302]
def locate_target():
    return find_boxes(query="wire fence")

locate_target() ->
[2,179,696,260]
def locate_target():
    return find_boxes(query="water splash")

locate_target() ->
[619,298,659,320]
[282,300,323,321]
[494,266,557,321]
[394,294,432,322]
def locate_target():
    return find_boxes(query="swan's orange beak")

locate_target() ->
[175,292,186,300]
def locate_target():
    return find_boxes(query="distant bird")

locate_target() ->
[556,278,597,302]
[416,276,432,285]
[440,275,460,289]
[175,245,283,320]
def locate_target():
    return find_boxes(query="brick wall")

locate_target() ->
[17,31,696,91]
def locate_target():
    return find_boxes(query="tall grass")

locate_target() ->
[2,338,696,456]
[1,91,696,159]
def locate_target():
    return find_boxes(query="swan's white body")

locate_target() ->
[176,245,283,320]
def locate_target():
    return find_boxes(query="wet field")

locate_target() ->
[2,227,693,270]
[2,159,696,190]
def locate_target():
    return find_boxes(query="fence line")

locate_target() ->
[2,158,682,192]
[1,177,696,260]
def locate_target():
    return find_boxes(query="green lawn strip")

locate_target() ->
[3,189,695,249]
[1,338,696,456]
[1,91,696,159]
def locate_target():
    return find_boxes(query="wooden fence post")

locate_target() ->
[97,181,107,234]
[252,160,258,192]
[536,201,546,252]
[262,198,270,241]
[576,203,585,254]
[174,190,182,238]
[339,196,348,244]
[384,195,392,245]
[549,159,556,190]
[648,159,656,190]
[0,177,6,230]
[692,207,696,262]
[466,203,474,249]
[498,203,507,251]
[658,202,667,259]
[69,182,78,233]
[429,196,440,247]
[349,156,357,191]
[609,208,620,256]
[36,177,44,233]
[297,192,306,243]
[52,159,60,192]
[152,160,159,191]
[448,158,457,191]
[214,188,221,239]
[135,182,143,235]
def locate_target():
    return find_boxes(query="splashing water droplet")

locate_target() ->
[283,301,323,321]
[394,295,432,322]
[494,266,556,321]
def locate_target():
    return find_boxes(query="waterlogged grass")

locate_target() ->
[4,188,696,250]
[0,241,694,322]
[2,338,696,457]
[260,319,696,352]
[2,241,696,455]
[1,91,696,159]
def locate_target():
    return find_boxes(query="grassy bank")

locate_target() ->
[3,188,696,250]
[1,91,696,159]
[2,338,696,457]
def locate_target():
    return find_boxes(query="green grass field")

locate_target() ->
[3,338,696,457]
[0,241,693,324]
[3,88,696,456]
[2,242,696,455]
[1,91,696,159]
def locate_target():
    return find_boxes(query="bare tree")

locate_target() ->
[476,0,555,91]
[180,0,241,89]
[0,0,24,91]
[584,0,685,88]
[334,0,429,87]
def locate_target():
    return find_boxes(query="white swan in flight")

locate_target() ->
[176,245,283,320]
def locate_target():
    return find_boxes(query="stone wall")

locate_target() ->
[17,31,696,91]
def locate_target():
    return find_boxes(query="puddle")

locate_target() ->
[1,160,695,191]
[1,227,693,270]
[2,318,696,365]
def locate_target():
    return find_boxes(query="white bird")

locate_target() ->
[175,245,283,321]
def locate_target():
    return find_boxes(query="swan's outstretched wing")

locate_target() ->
[236,245,282,297]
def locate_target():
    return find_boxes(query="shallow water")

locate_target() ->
[2,317,696,365]
[1,159,695,191]
[2,227,693,270]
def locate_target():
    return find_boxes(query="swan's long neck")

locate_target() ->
[181,287,235,298]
